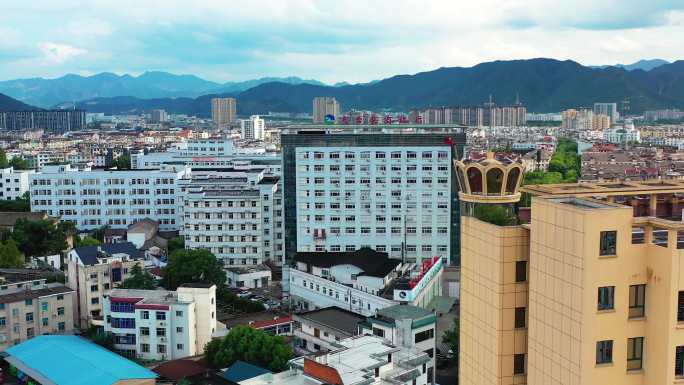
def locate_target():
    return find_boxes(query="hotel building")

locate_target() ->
[458,154,684,384]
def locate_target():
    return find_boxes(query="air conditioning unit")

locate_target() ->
[159,321,165,326]
[160,337,167,342]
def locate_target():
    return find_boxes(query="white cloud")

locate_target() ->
[38,42,87,64]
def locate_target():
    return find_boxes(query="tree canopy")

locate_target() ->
[204,326,293,372]
[442,318,459,358]
[167,236,185,255]
[161,249,225,290]
[473,204,518,226]
[0,192,30,212]
[521,138,580,206]
[11,219,67,257]
[0,239,25,268]
[75,236,101,247]
[120,263,156,290]
[9,157,30,170]
[112,154,131,170]
[0,149,8,168]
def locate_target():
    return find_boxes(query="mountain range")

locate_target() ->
[0,93,37,112]
[591,59,670,71]
[1,58,683,116]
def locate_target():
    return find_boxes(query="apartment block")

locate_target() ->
[459,154,684,384]
[30,164,190,230]
[211,97,236,127]
[280,125,465,271]
[103,283,217,361]
[66,242,144,329]
[312,97,340,124]
[0,279,75,350]
[0,167,31,200]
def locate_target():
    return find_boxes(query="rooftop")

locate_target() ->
[5,335,157,385]
[281,124,465,135]
[222,361,272,383]
[294,307,366,336]
[72,242,142,265]
[376,304,435,321]
[521,179,684,197]
[294,248,401,278]
[0,283,73,304]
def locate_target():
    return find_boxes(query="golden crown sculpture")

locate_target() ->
[454,152,525,204]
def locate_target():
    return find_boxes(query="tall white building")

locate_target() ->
[103,284,217,361]
[211,97,236,127]
[0,167,32,200]
[593,102,619,123]
[312,97,340,124]
[30,164,190,230]
[240,115,265,140]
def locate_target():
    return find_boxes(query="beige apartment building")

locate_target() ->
[0,278,75,350]
[312,96,340,124]
[211,97,237,127]
[458,154,684,385]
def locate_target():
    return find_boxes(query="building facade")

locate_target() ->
[594,102,619,123]
[0,279,75,350]
[0,110,86,132]
[211,97,237,127]
[150,109,168,123]
[312,97,340,124]
[0,167,31,200]
[103,284,217,361]
[240,115,265,140]
[30,164,190,230]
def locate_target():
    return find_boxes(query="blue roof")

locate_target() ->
[5,335,157,385]
[73,242,141,265]
[222,360,271,382]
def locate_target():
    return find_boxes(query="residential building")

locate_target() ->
[644,108,684,121]
[288,248,443,316]
[182,173,283,267]
[212,97,237,127]
[0,167,31,200]
[30,164,190,230]
[361,305,438,384]
[561,108,594,131]
[103,283,217,361]
[241,115,265,140]
[280,124,465,274]
[65,242,143,328]
[593,113,611,130]
[0,110,86,132]
[458,155,684,384]
[247,315,294,336]
[225,265,272,289]
[150,109,168,123]
[293,306,366,353]
[413,104,527,127]
[0,279,75,350]
[594,102,619,123]
[603,120,641,144]
[312,97,340,124]
[242,335,431,385]
[5,335,157,385]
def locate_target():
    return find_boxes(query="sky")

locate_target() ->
[0,0,683,84]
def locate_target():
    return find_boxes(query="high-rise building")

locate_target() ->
[240,115,265,140]
[594,102,619,123]
[412,104,527,127]
[459,161,684,384]
[593,113,611,130]
[150,109,168,123]
[280,124,465,272]
[0,110,86,132]
[561,108,594,131]
[312,97,340,124]
[211,97,236,127]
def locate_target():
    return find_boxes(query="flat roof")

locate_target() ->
[0,283,73,304]
[5,335,157,385]
[281,124,465,135]
[295,307,366,336]
[522,179,684,197]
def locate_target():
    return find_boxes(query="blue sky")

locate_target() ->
[0,0,683,84]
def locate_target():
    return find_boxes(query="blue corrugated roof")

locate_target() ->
[73,242,141,265]
[222,360,271,382]
[5,335,157,385]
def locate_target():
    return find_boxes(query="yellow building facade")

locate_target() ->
[459,169,684,384]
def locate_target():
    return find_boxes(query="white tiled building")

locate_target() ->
[103,284,217,361]
[29,164,190,230]
[0,167,32,200]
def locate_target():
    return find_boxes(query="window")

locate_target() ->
[679,291,684,322]
[156,312,166,320]
[677,346,684,377]
[25,299,32,306]
[176,327,183,333]
[140,327,150,336]
[598,286,615,310]
[177,344,184,350]
[156,328,166,337]
[373,328,385,337]
[176,310,183,317]
[141,343,150,353]
[596,340,613,364]
[515,261,527,282]
[415,328,434,343]
[141,311,149,320]
[627,337,643,371]
[629,285,646,318]
[514,307,526,328]
[513,354,525,375]
[600,231,617,255]
[26,312,33,322]
[158,344,166,354]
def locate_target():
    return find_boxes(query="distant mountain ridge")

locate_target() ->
[0,72,328,107]
[592,59,670,71]
[68,58,684,116]
[0,93,38,112]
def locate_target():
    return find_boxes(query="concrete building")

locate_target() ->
[312,97,340,124]
[293,307,366,353]
[103,283,217,361]
[561,108,594,131]
[288,248,443,316]
[413,104,527,127]
[0,110,86,132]
[225,265,272,289]
[30,164,190,230]
[241,115,265,140]
[65,242,144,328]
[0,167,31,200]
[150,109,168,123]
[458,155,684,384]
[280,125,465,272]
[594,102,619,123]
[243,334,431,385]
[211,97,237,127]
[0,279,75,350]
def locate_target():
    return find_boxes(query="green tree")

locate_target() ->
[9,157,30,170]
[442,319,459,357]
[10,219,67,257]
[75,236,101,247]
[0,192,30,212]
[217,288,265,313]
[205,326,293,372]
[473,204,518,226]
[0,239,25,268]
[161,249,225,290]
[86,325,114,350]
[0,149,8,168]
[167,236,185,255]
[91,225,109,242]
[112,154,131,170]
[120,263,156,290]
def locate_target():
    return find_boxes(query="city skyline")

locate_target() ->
[0,1,683,83]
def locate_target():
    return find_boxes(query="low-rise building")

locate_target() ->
[65,242,143,328]
[226,265,272,289]
[0,167,32,200]
[103,283,217,361]
[0,279,74,350]
[293,307,365,354]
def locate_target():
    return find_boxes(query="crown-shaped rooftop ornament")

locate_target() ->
[454,151,525,204]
